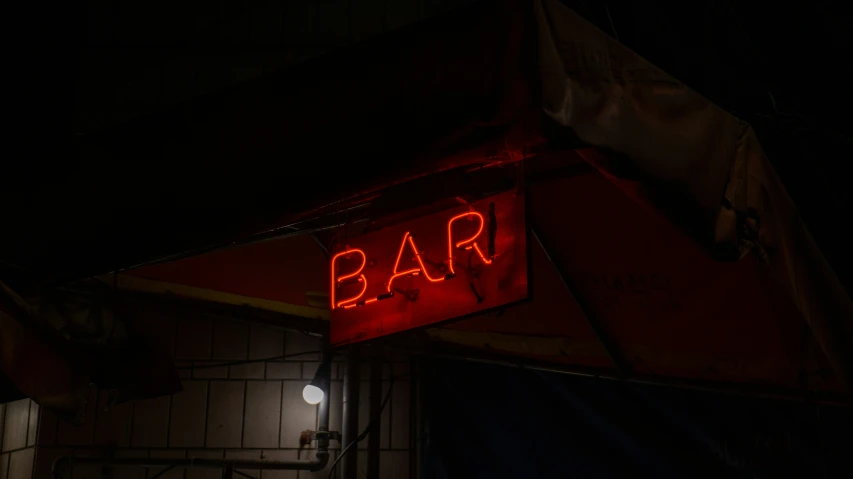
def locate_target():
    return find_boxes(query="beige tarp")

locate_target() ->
[535,0,853,386]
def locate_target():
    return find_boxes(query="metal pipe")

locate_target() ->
[52,356,332,478]
[315,370,331,466]
[366,356,382,479]
[340,347,361,479]
[53,456,328,472]
[411,359,423,479]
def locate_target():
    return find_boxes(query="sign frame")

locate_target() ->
[329,190,531,346]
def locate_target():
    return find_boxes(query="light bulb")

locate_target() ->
[302,384,324,405]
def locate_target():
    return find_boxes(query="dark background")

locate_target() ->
[424,359,853,478]
[5,0,851,297]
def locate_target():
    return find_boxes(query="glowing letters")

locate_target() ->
[330,208,495,309]
[447,212,492,275]
[330,249,367,309]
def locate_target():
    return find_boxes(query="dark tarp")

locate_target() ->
[423,359,853,478]
[535,0,853,387]
[98,0,852,399]
[112,151,846,398]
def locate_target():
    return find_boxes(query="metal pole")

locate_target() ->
[366,356,382,479]
[410,358,422,479]
[340,347,361,479]
[316,352,332,463]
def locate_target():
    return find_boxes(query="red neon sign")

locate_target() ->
[447,212,492,275]
[330,190,528,346]
[329,249,367,309]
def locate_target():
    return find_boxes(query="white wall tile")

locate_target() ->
[176,361,193,379]
[225,449,263,479]
[230,363,265,379]
[112,449,147,479]
[2,400,30,452]
[243,382,282,448]
[206,381,245,448]
[259,449,297,479]
[212,319,249,359]
[193,362,229,379]
[26,403,38,447]
[8,448,34,479]
[284,333,320,361]
[249,324,284,359]
[176,316,212,359]
[280,381,316,449]
[149,449,185,479]
[302,363,321,380]
[130,396,170,447]
[186,449,223,479]
[169,381,209,447]
[2,322,411,479]
[266,363,301,380]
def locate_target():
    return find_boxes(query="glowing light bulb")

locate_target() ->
[302,384,324,405]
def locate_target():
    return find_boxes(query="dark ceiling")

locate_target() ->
[4,0,852,295]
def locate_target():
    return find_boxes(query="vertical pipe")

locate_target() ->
[366,356,382,479]
[316,353,331,462]
[410,359,422,479]
[341,347,361,479]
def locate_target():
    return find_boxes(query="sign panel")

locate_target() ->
[330,190,528,346]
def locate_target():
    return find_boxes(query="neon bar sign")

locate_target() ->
[330,211,495,310]
[329,190,528,346]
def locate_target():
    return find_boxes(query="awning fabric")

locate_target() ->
[534,0,852,386]
[112,0,851,397]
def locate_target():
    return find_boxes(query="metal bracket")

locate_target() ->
[300,430,342,447]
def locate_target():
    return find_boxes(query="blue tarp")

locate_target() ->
[423,360,852,478]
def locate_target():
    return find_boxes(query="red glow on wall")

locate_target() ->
[330,190,527,346]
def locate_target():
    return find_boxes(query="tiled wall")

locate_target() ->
[0,398,40,479]
[32,315,411,479]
